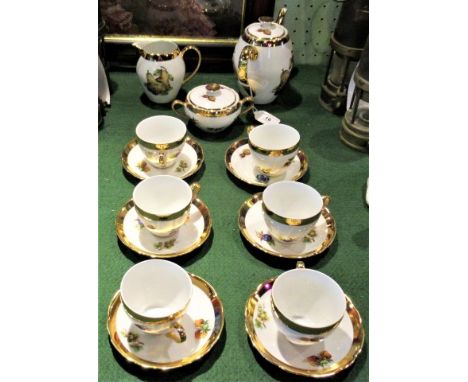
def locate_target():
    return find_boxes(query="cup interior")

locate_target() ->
[141,40,178,55]
[263,181,322,220]
[136,116,186,145]
[133,175,192,216]
[272,269,346,329]
[249,123,300,150]
[120,260,192,319]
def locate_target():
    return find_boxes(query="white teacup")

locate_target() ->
[120,259,193,342]
[271,263,346,345]
[136,115,187,168]
[248,123,300,176]
[262,181,323,243]
[133,175,200,237]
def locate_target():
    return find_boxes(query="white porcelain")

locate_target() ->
[263,181,323,242]
[132,175,195,237]
[120,259,193,340]
[135,41,201,104]
[248,124,300,176]
[233,9,293,104]
[172,83,253,133]
[271,268,346,345]
[135,115,187,169]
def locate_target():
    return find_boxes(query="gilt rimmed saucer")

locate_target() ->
[245,277,364,378]
[116,198,212,258]
[107,273,224,370]
[122,137,204,180]
[238,193,336,259]
[225,139,308,187]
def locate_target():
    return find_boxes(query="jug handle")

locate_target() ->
[237,46,258,88]
[181,46,202,85]
[275,7,288,25]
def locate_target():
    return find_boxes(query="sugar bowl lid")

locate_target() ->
[187,83,240,112]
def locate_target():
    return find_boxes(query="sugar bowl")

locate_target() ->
[172,83,254,133]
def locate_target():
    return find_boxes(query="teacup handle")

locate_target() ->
[296,261,305,269]
[239,96,255,115]
[245,124,257,135]
[171,99,187,118]
[190,182,201,202]
[237,46,259,87]
[171,322,187,343]
[322,195,331,208]
[181,46,202,85]
[159,152,167,166]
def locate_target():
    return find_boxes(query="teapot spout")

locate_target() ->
[275,7,287,25]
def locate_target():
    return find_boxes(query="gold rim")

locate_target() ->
[248,141,299,157]
[121,137,204,181]
[133,43,181,61]
[115,198,212,258]
[137,133,187,150]
[224,139,308,187]
[242,29,289,47]
[238,193,336,259]
[262,203,321,226]
[107,273,224,370]
[244,278,365,378]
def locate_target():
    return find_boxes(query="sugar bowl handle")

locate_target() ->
[181,45,202,84]
[171,99,187,118]
[240,96,255,115]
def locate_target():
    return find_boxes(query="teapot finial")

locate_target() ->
[275,6,287,25]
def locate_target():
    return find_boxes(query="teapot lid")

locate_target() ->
[243,17,289,47]
[187,83,239,111]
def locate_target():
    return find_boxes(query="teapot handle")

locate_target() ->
[237,46,259,88]
[275,7,288,25]
[181,45,202,84]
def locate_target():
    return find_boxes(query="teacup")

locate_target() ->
[120,259,193,342]
[133,175,200,237]
[248,123,300,176]
[262,181,323,243]
[271,262,346,345]
[136,115,187,168]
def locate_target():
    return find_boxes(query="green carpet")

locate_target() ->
[98,65,369,381]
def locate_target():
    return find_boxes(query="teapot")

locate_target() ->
[232,7,292,105]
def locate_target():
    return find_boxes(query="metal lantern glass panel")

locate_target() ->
[340,39,369,152]
[319,0,369,115]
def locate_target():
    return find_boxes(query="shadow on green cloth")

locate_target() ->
[109,326,227,381]
[247,335,368,382]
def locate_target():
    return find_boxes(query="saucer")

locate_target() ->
[122,137,204,180]
[116,198,212,258]
[225,139,308,187]
[238,193,336,259]
[245,278,364,378]
[107,273,224,370]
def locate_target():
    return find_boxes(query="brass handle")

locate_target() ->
[239,96,255,115]
[171,322,187,343]
[171,99,187,118]
[246,124,256,135]
[190,182,201,202]
[322,195,331,208]
[275,7,288,25]
[181,45,202,84]
[296,261,305,269]
[237,46,258,86]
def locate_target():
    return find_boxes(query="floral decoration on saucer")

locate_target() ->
[245,277,364,378]
[107,273,224,370]
[116,198,212,258]
[225,139,308,187]
[238,193,336,259]
[122,137,204,180]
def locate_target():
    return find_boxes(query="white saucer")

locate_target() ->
[225,139,308,187]
[116,198,212,258]
[238,193,336,259]
[122,137,204,180]
[108,273,224,370]
[245,278,364,378]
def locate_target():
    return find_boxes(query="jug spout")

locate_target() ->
[275,7,287,25]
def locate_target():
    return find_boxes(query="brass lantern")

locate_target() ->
[319,0,369,115]
[340,39,369,151]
